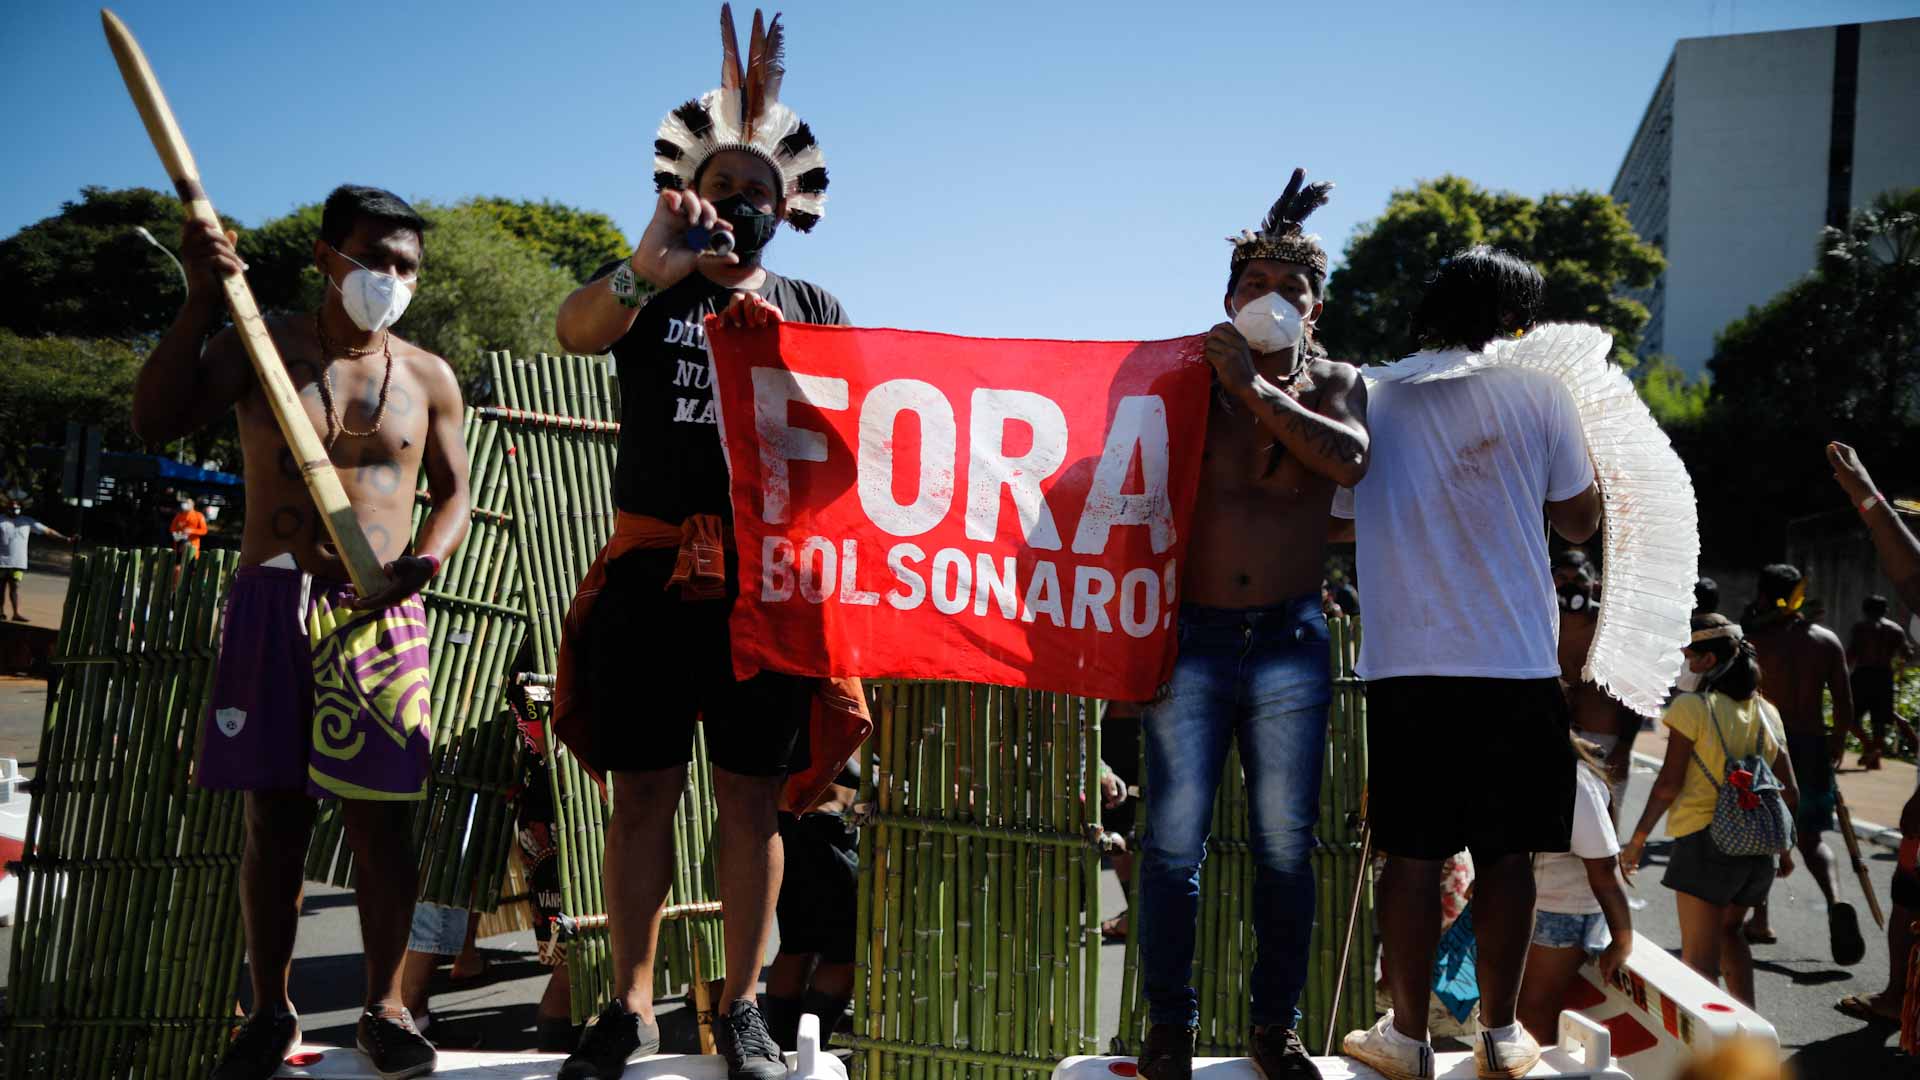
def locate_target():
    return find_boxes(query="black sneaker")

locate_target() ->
[1136,1023,1196,1080]
[714,998,788,1080]
[560,1001,661,1080]
[355,1008,437,1080]
[1249,1025,1320,1080]
[210,1010,300,1080]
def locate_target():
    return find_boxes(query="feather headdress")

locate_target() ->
[1229,167,1334,276]
[653,5,829,232]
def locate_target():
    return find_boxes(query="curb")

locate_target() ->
[1631,751,1903,852]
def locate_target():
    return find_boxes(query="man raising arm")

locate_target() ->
[1137,168,1366,1080]
[137,185,468,1080]
[548,11,847,1080]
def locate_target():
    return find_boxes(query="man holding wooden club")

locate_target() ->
[135,185,470,1080]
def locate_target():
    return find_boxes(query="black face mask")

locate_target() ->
[714,193,778,258]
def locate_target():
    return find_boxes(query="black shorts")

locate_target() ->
[1893,867,1920,910]
[1662,829,1774,908]
[1366,676,1575,862]
[585,547,812,777]
[776,811,859,962]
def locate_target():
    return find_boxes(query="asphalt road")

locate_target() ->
[167,761,1912,1076]
[1610,759,1913,1078]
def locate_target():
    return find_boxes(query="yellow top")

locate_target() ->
[1660,690,1783,839]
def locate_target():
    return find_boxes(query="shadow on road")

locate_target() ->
[1752,957,1853,986]
[1788,1020,1910,1079]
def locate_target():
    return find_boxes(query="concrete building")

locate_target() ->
[1611,18,1920,375]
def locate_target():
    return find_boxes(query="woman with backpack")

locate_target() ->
[1621,613,1802,1006]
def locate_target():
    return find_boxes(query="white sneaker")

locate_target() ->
[1341,1012,1434,1080]
[1472,1020,1541,1078]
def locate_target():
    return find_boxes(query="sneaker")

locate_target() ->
[714,998,788,1080]
[1136,1022,1196,1080]
[210,1010,300,1080]
[355,1008,437,1080]
[562,1001,661,1079]
[1471,1020,1540,1080]
[1831,901,1867,966]
[1341,1012,1434,1080]
[1249,1025,1321,1079]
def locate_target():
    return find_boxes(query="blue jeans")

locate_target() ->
[1139,598,1331,1029]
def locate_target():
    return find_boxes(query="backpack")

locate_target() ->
[1689,694,1795,857]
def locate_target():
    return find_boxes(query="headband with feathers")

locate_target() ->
[1229,167,1334,276]
[652,4,828,232]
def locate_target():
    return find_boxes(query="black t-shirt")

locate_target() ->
[603,267,848,521]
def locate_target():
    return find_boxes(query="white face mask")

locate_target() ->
[1232,291,1308,354]
[179,502,192,512]
[329,247,415,333]
[1675,668,1703,693]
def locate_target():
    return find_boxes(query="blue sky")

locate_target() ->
[5,0,1915,342]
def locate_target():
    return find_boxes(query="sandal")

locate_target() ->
[1100,911,1129,943]
[1836,993,1900,1024]
[1740,922,1777,945]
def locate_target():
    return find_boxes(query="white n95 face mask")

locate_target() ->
[329,247,415,333]
[1232,291,1307,354]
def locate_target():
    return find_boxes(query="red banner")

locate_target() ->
[707,323,1211,701]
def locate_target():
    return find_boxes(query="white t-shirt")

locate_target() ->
[1,515,48,570]
[1534,764,1621,915]
[1334,366,1593,679]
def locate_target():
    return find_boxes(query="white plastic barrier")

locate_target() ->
[1053,1013,1631,1080]
[1559,930,1778,1078]
[0,757,30,926]
[275,1013,849,1080]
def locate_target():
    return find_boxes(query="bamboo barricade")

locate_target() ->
[850,682,1107,1080]
[487,350,727,1024]
[3,549,247,1078]
[302,406,531,911]
[1111,615,1372,1058]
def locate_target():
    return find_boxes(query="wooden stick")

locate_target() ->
[1835,788,1888,930]
[100,10,387,597]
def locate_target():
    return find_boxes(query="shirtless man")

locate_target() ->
[1739,564,1865,966]
[136,185,470,1080]
[1556,562,1636,823]
[1135,169,1367,1080]
[1848,594,1916,766]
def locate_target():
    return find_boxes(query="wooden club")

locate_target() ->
[100,9,388,597]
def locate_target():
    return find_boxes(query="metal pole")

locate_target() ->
[132,225,188,290]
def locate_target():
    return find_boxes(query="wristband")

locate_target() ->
[419,553,442,579]
[1859,492,1884,514]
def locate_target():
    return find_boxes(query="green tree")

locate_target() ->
[1692,188,1920,564]
[1320,176,1665,367]
[394,203,578,385]
[0,330,144,480]
[0,186,240,340]
[1634,357,1711,428]
[464,197,630,282]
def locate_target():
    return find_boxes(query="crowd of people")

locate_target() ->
[106,4,1917,1079]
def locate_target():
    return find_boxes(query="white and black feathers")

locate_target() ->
[1229,167,1334,272]
[652,5,829,232]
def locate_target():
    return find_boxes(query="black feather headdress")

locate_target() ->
[1229,167,1334,274]
[652,4,828,232]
